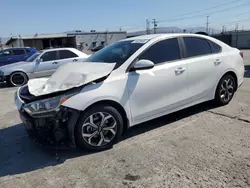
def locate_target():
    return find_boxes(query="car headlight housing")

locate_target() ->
[23,90,79,116]
[0,70,4,76]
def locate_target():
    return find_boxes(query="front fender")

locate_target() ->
[62,81,132,124]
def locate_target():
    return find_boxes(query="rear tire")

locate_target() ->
[214,74,236,105]
[9,72,28,87]
[75,105,123,151]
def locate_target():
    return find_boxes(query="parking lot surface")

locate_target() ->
[0,50,250,188]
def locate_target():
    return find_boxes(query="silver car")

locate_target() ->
[0,48,89,86]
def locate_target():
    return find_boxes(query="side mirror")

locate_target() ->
[131,59,154,71]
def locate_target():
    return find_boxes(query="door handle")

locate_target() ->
[214,59,222,66]
[72,59,78,62]
[175,67,186,75]
[52,62,58,64]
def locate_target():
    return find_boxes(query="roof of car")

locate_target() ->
[122,33,211,41]
[41,47,76,52]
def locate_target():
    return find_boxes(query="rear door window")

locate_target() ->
[41,51,57,62]
[58,50,78,60]
[183,37,212,58]
[138,38,181,64]
[12,49,27,55]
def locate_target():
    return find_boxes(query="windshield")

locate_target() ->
[26,52,41,62]
[85,40,146,68]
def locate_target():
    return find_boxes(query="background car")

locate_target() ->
[0,47,89,86]
[0,47,37,66]
[15,34,244,151]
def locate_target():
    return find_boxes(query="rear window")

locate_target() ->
[58,50,78,59]
[25,49,31,53]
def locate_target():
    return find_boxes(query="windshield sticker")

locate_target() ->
[132,39,149,44]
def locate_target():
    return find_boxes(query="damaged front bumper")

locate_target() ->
[15,87,80,148]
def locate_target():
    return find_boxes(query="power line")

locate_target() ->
[159,0,242,20]
[158,2,250,23]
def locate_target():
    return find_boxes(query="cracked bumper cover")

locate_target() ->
[15,91,80,148]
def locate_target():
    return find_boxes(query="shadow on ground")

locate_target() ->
[244,65,250,78]
[0,101,217,177]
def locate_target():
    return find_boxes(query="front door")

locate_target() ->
[30,50,59,78]
[127,38,189,124]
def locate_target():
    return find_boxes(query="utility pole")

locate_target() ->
[0,38,2,50]
[152,19,157,34]
[146,19,150,34]
[206,16,209,34]
[235,23,239,48]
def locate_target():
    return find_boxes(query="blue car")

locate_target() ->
[0,47,37,66]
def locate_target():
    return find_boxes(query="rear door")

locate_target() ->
[31,50,59,78]
[11,49,28,62]
[181,37,223,101]
[57,49,79,67]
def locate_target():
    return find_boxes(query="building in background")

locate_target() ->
[66,30,127,53]
[5,30,127,53]
[5,33,76,50]
[212,30,250,49]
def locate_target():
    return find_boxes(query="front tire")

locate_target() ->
[75,105,123,151]
[214,74,236,105]
[9,72,28,87]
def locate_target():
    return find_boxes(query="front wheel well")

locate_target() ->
[82,100,129,135]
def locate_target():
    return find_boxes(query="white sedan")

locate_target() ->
[15,34,244,151]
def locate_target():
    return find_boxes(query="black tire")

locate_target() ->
[214,74,236,105]
[8,72,28,87]
[75,105,123,151]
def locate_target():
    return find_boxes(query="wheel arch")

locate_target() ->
[221,71,238,91]
[213,70,238,99]
[78,100,130,135]
[8,71,29,86]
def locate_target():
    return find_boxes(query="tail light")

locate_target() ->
[240,52,243,58]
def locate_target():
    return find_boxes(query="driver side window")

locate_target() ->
[138,38,181,64]
[41,51,58,62]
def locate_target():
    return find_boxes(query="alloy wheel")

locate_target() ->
[219,77,234,103]
[81,112,117,147]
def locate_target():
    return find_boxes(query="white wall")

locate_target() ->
[69,32,127,53]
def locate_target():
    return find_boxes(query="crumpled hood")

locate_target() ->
[28,62,116,96]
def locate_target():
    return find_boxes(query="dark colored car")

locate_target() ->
[0,47,37,66]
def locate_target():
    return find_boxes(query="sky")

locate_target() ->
[1,0,250,37]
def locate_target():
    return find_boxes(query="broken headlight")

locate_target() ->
[23,90,79,115]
